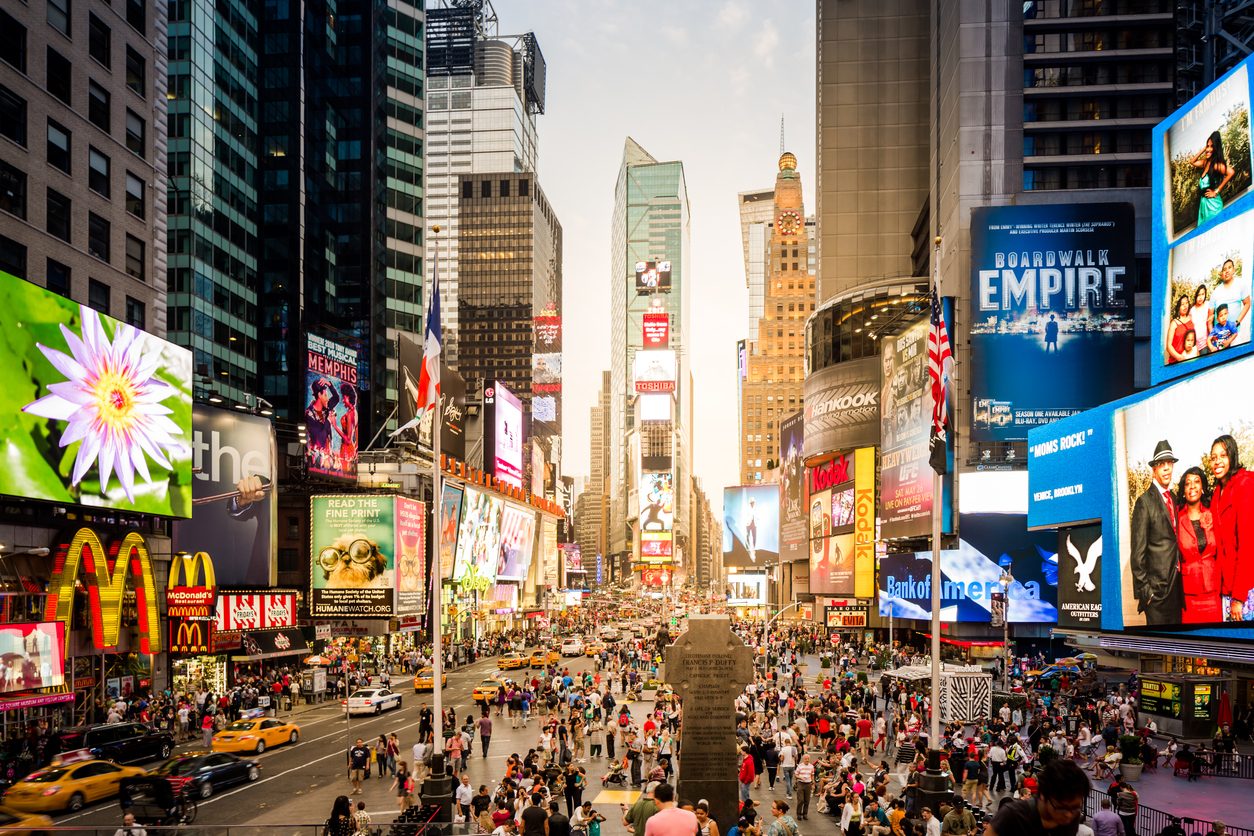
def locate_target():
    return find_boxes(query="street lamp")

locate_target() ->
[998,562,1014,692]
[0,547,51,557]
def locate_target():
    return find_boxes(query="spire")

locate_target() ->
[779,114,785,155]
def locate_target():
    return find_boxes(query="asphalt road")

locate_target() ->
[56,649,610,829]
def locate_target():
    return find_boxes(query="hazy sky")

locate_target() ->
[505,0,817,514]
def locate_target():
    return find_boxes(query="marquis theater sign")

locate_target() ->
[46,528,162,655]
[168,552,216,655]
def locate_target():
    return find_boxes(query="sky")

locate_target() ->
[502,0,817,514]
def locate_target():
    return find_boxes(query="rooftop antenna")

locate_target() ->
[779,114,785,154]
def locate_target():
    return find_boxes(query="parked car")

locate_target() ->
[2,759,146,812]
[150,753,260,799]
[53,724,174,765]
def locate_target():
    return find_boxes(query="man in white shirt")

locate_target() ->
[988,742,1008,791]
[1211,257,1252,347]
[455,775,474,819]
[999,703,1011,724]
[921,807,941,836]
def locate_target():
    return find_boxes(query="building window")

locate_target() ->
[88,81,110,133]
[125,109,144,155]
[125,296,145,328]
[88,278,110,315]
[126,0,145,31]
[88,213,110,261]
[278,547,299,572]
[88,14,110,67]
[46,189,71,242]
[125,47,145,96]
[0,85,26,146]
[0,159,26,219]
[125,234,144,280]
[0,9,26,73]
[461,180,472,199]
[47,120,70,173]
[500,179,510,197]
[125,171,144,217]
[46,259,71,297]
[46,48,71,105]
[481,180,491,198]
[47,0,70,36]
[519,179,529,197]
[88,147,110,197]
[286,515,299,538]
[0,234,25,279]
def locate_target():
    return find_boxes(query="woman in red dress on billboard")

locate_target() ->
[1165,294,1196,364]
[333,383,358,474]
[1175,466,1221,623]
[1212,435,1254,621]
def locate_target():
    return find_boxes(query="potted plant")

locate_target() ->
[820,656,831,669]
[1119,735,1143,781]
[1035,743,1060,774]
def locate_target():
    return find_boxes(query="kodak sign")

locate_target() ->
[46,528,161,655]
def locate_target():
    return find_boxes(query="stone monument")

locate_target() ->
[664,614,754,836]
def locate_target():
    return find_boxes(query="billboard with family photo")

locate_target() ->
[1154,56,1254,384]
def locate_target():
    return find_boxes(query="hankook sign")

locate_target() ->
[802,357,881,459]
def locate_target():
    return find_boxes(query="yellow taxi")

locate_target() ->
[0,805,54,835]
[211,716,301,754]
[414,667,448,691]
[2,758,146,812]
[530,648,559,668]
[473,679,507,702]
[584,642,605,657]
[498,652,528,670]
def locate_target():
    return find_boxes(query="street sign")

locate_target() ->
[670,617,678,628]
[447,605,458,618]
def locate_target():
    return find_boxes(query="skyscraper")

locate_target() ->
[608,138,692,571]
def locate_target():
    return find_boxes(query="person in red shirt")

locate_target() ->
[738,747,756,803]
[856,715,873,763]
[643,717,657,737]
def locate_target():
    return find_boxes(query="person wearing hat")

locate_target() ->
[1130,440,1185,625]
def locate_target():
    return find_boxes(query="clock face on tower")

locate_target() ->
[777,209,802,236]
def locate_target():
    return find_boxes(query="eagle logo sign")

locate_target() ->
[1066,534,1102,593]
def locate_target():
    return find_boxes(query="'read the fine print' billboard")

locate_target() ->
[310,495,396,617]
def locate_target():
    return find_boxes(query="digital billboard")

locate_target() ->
[175,406,275,586]
[641,566,670,586]
[633,350,677,393]
[484,381,524,489]
[306,334,359,479]
[496,504,537,581]
[779,412,806,559]
[877,514,1059,622]
[310,495,395,617]
[395,496,426,616]
[641,532,673,561]
[533,353,562,387]
[561,543,583,573]
[453,486,503,591]
[639,394,671,422]
[810,531,855,596]
[635,260,672,292]
[2,270,193,515]
[640,472,674,533]
[802,357,880,458]
[970,204,1136,442]
[215,592,296,631]
[1057,524,1104,629]
[879,315,936,538]
[534,308,562,349]
[534,396,557,423]
[437,484,464,579]
[400,333,467,462]
[807,451,876,597]
[727,575,766,607]
[643,310,670,347]
[723,484,780,567]
[0,622,65,694]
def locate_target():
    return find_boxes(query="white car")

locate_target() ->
[560,639,584,657]
[343,687,403,715]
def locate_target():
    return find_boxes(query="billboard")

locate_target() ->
[437,484,464,580]
[641,532,673,561]
[395,496,426,616]
[877,515,1058,622]
[641,567,670,586]
[168,551,215,654]
[496,504,537,581]
[1057,524,1103,629]
[808,451,876,597]
[305,334,359,479]
[970,204,1136,442]
[453,486,503,591]
[640,472,674,533]
[802,357,880,458]
[633,350,677,393]
[534,396,557,423]
[643,310,670,347]
[727,575,766,607]
[215,592,296,631]
[0,622,65,694]
[635,260,672,292]
[2,271,193,515]
[175,406,275,586]
[533,353,562,387]
[534,309,562,349]
[561,543,583,573]
[484,382,524,489]
[879,315,936,539]
[810,530,855,596]
[723,484,780,568]
[779,412,806,558]
[310,495,395,617]
[639,394,671,422]
[399,334,467,462]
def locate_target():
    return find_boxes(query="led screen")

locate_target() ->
[723,484,780,567]
[305,334,359,479]
[485,382,524,489]
[310,495,395,617]
[634,260,672,292]
[779,412,806,558]
[639,394,671,422]
[496,504,536,581]
[533,353,562,386]
[395,496,426,616]
[437,484,464,580]
[639,472,674,533]
[727,575,766,607]
[633,350,677,393]
[2,270,192,515]
[0,622,65,694]
[534,396,557,422]
[453,486,503,588]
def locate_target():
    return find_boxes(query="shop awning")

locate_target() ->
[229,628,310,661]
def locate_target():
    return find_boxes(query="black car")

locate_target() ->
[55,723,174,765]
[150,753,260,799]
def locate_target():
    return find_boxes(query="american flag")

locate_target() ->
[928,285,952,438]
[391,247,442,436]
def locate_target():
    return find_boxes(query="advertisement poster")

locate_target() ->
[484,382,524,489]
[802,357,881,458]
[970,204,1136,442]
[174,406,275,586]
[1140,679,1181,717]
[635,261,672,293]
[1057,524,1104,629]
[727,575,766,607]
[310,495,395,616]
[394,497,426,616]
[496,504,537,581]
[399,333,467,462]
[633,350,677,393]
[879,315,934,538]
[1,270,192,515]
[215,592,296,631]
[438,485,464,579]
[561,543,583,574]
[643,310,669,347]
[779,412,806,558]
[0,622,65,693]
[305,334,359,479]
[640,472,674,533]
[810,532,855,595]
[723,484,781,567]
[453,486,502,591]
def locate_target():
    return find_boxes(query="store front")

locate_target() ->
[229,628,311,682]
[0,692,74,744]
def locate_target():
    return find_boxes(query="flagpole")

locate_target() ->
[431,228,444,751]
[929,237,942,748]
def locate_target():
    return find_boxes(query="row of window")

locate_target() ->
[1,11,146,98]
[0,237,146,326]
[1024,0,1172,18]
[33,188,146,278]
[0,74,148,156]
[1025,60,1171,88]
[1023,164,1150,189]
[462,179,531,200]
[1023,95,1171,122]
[1023,130,1151,156]
[1023,26,1171,54]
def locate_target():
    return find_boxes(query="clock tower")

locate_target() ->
[740,152,814,485]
